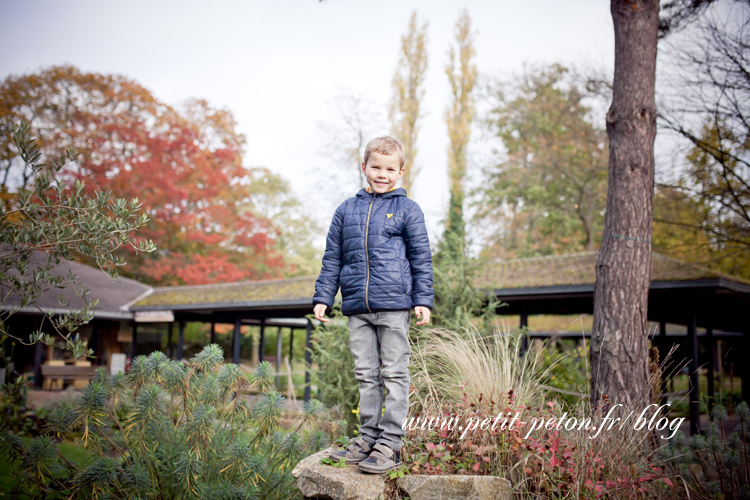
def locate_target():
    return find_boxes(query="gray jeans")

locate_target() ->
[348,310,411,451]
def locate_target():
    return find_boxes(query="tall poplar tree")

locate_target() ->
[443,10,477,257]
[389,11,428,195]
[590,0,659,410]
[430,10,493,329]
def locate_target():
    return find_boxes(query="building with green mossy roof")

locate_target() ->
[4,250,750,434]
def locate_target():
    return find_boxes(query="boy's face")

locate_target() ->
[361,152,404,194]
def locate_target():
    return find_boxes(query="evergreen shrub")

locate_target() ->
[0,345,336,500]
[308,309,359,433]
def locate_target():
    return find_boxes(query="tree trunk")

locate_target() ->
[590,0,659,412]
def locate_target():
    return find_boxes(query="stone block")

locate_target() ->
[397,474,512,500]
[292,447,387,500]
[292,447,512,500]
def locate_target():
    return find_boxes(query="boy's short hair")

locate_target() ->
[364,136,405,169]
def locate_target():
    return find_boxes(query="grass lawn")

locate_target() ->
[0,437,93,497]
[664,371,744,417]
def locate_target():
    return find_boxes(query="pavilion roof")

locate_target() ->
[1,250,151,319]
[130,276,318,309]
[129,251,750,310]
[475,251,750,290]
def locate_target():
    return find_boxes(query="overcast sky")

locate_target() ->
[0,0,615,242]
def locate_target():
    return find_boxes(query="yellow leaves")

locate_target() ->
[445,10,477,201]
[390,10,429,193]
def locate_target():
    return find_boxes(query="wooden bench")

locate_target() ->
[41,365,97,380]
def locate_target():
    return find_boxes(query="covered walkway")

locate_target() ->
[476,251,750,434]
[128,276,319,401]
[11,250,750,435]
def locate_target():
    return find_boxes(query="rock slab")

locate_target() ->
[293,447,513,500]
[396,474,512,500]
[292,447,387,500]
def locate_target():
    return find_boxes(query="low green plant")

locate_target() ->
[0,375,48,437]
[0,345,338,499]
[320,456,347,468]
[661,401,750,499]
[386,464,408,479]
[538,339,590,409]
[333,434,352,448]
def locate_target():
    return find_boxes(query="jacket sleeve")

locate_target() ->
[313,201,346,309]
[403,202,434,310]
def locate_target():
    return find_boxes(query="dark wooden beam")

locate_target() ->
[290,328,295,361]
[259,318,266,365]
[706,328,715,418]
[177,320,185,361]
[660,321,668,407]
[233,317,242,365]
[276,326,283,388]
[210,322,216,345]
[89,321,99,364]
[167,321,174,359]
[743,326,750,405]
[33,340,44,389]
[519,312,529,357]
[304,319,312,403]
[130,321,138,360]
[688,311,700,435]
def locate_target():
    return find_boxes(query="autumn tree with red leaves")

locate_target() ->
[0,66,284,285]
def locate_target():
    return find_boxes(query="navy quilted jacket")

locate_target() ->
[313,187,434,316]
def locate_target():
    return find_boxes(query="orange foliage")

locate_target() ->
[0,66,284,285]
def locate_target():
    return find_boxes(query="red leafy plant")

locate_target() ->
[402,387,678,499]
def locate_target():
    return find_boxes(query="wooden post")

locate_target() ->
[276,326,283,388]
[743,326,750,406]
[167,321,174,359]
[707,328,715,418]
[89,321,99,363]
[688,311,700,435]
[233,317,242,365]
[290,328,295,361]
[259,319,266,365]
[519,313,528,357]
[33,341,45,389]
[130,321,139,360]
[177,320,185,361]
[304,319,312,403]
[210,322,216,345]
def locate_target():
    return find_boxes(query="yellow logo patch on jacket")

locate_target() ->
[387,214,393,218]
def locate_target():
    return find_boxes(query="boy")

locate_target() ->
[313,136,434,474]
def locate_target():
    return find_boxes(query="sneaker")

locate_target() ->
[330,438,373,465]
[357,442,402,474]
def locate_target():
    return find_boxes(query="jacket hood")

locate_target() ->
[355,187,407,199]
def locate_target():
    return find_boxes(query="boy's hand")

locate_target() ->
[414,306,431,326]
[313,303,330,323]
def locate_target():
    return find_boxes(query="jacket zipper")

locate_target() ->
[364,192,376,312]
